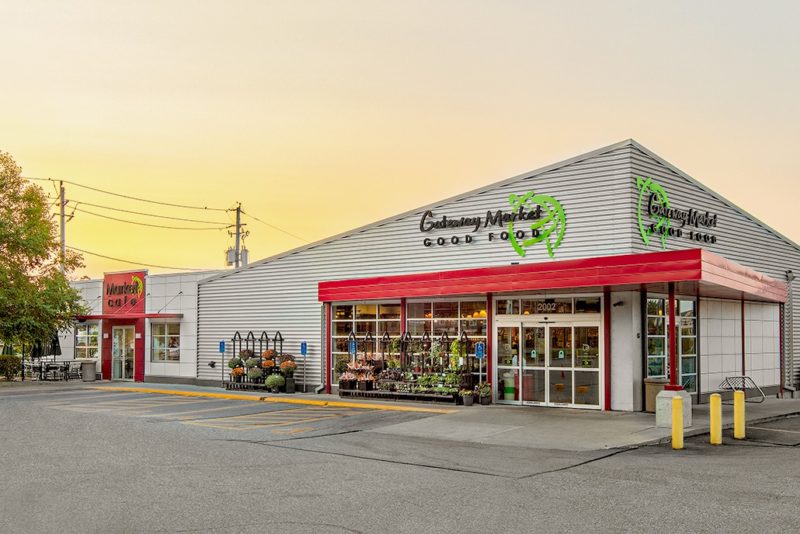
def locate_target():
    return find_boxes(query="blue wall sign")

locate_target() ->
[218,341,226,354]
[300,341,308,356]
[475,342,486,360]
[348,340,357,355]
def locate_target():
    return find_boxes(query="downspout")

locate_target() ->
[315,302,328,394]
[785,270,796,393]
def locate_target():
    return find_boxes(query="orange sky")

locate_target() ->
[3,1,799,278]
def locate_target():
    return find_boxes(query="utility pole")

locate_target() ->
[234,202,241,268]
[59,180,66,274]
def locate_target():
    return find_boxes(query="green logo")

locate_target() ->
[636,176,670,249]
[508,191,566,258]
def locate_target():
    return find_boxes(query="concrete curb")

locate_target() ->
[91,386,456,414]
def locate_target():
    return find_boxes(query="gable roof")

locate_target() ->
[201,139,799,285]
[628,140,800,256]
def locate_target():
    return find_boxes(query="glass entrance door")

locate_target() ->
[112,326,135,380]
[496,322,600,408]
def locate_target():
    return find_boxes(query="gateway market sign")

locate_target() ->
[419,191,567,258]
[636,176,718,248]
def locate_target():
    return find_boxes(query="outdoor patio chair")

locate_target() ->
[66,361,82,381]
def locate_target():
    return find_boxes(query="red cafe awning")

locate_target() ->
[318,249,787,303]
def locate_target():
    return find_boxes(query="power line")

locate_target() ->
[24,176,230,212]
[67,246,210,271]
[68,200,230,225]
[240,209,309,243]
[73,206,232,230]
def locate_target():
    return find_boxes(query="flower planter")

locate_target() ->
[285,377,295,394]
[338,380,355,390]
[357,381,373,391]
[480,395,491,405]
[462,395,474,406]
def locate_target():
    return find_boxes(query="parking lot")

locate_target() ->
[1,385,799,533]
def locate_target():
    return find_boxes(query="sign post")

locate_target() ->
[475,341,486,385]
[218,340,226,386]
[300,341,308,393]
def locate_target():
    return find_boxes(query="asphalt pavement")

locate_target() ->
[1,385,798,533]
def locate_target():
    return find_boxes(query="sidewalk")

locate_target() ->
[11,380,799,451]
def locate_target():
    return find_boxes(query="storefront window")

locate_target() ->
[679,299,698,393]
[646,298,667,378]
[330,301,402,381]
[406,299,488,379]
[152,323,180,362]
[575,297,601,314]
[75,324,99,359]
[644,296,698,393]
[496,297,601,315]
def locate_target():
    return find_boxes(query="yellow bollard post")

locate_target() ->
[672,395,684,450]
[733,390,745,440]
[710,393,722,445]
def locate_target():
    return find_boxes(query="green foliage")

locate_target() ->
[0,354,22,380]
[334,358,349,374]
[0,151,87,347]
[458,388,474,398]
[450,340,462,357]
[417,373,439,388]
[430,340,442,361]
[266,373,285,390]
[227,357,243,369]
[478,382,492,398]
[444,373,460,387]
[247,368,263,380]
[245,357,261,368]
[389,337,401,356]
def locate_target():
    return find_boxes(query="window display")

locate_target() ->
[152,323,180,362]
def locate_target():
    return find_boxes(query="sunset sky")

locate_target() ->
[3,1,799,278]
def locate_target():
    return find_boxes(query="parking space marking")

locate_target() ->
[181,406,362,431]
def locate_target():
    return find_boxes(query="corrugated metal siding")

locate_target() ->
[197,146,637,384]
[630,148,800,388]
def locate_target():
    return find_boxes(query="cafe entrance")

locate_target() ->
[111,325,135,381]
[495,320,602,408]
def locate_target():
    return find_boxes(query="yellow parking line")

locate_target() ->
[92,386,455,414]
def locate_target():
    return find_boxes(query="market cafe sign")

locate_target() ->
[636,176,718,248]
[102,271,146,315]
[419,191,567,258]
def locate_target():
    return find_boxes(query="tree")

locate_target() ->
[0,151,87,351]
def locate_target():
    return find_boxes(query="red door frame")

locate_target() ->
[603,287,612,410]
[101,318,145,382]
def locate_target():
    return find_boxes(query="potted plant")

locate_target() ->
[459,388,475,406]
[357,370,375,391]
[338,371,356,391]
[230,367,244,383]
[280,360,297,393]
[227,356,243,370]
[247,367,263,383]
[245,357,261,369]
[478,382,492,405]
[261,359,275,370]
[239,348,255,360]
[266,373,285,393]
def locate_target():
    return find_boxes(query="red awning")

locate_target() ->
[76,313,184,320]
[318,249,787,303]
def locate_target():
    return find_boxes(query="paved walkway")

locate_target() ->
[5,380,800,451]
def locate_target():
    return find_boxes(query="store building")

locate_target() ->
[191,139,798,410]
[62,270,220,381]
